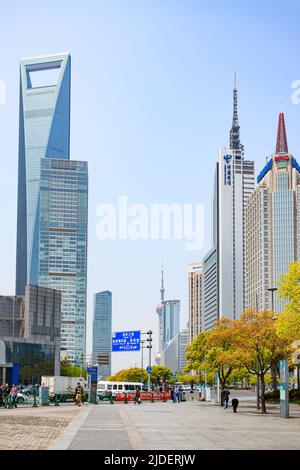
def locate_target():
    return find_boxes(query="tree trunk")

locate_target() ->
[260,374,267,414]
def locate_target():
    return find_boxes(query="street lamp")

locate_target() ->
[268,287,278,392]
[267,287,278,312]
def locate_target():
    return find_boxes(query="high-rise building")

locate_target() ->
[161,327,189,374]
[15,53,88,363]
[162,300,180,353]
[245,112,300,312]
[39,159,88,363]
[0,285,61,385]
[16,53,71,295]
[215,78,255,319]
[92,291,112,378]
[188,262,202,343]
[202,247,218,331]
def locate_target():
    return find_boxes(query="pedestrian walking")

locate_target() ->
[11,384,18,408]
[75,382,84,406]
[134,386,141,404]
[174,385,180,403]
[232,398,239,413]
[170,385,174,402]
[221,388,230,409]
[3,384,10,408]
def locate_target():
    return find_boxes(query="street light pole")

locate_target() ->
[268,287,278,392]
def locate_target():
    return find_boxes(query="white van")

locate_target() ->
[97,381,143,397]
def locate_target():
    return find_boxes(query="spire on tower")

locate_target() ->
[229,72,242,150]
[160,262,165,302]
[275,112,288,154]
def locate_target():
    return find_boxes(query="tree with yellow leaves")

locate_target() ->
[233,309,291,414]
[277,262,300,342]
[184,318,241,389]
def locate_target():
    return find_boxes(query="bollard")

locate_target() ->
[32,391,38,408]
[163,392,166,402]
[124,392,128,404]
[151,392,155,403]
[8,394,12,409]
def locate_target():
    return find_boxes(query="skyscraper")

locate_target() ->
[92,291,112,378]
[15,53,88,362]
[16,53,71,295]
[215,78,255,319]
[245,112,300,312]
[188,262,203,343]
[39,159,88,362]
[161,300,180,352]
[202,247,218,331]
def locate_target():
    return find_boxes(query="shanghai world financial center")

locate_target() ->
[16,53,88,364]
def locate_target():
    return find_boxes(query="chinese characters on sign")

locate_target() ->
[223,154,232,186]
[112,330,141,352]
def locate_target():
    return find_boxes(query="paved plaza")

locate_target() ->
[0,404,81,450]
[1,393,299,450]
[50,393,300,450]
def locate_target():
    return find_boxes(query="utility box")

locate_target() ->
[39,386,49,405]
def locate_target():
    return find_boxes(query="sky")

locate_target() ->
[1,0,300,373]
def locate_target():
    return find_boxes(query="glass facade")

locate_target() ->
[16,54,71,296]
[162,300,180,351]
[4,340,56,385]
[92,291,112,378]
[39,159,88,363]
[272,174,294,312]
[15,54,88,363]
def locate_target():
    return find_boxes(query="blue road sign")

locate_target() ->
[146,366,152,373]
[112,330,141,352]
[87,366,98,382]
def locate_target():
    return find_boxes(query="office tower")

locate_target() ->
[161,300,180,352]
[15,53,88,362]
[16,53,71,295]
[202,247,218,331]
[162,327,189,373]
[245,112,300,312]
[0,285,61,385]
[188,262,203,343]
[92,291,112,378]
[215,78,255,319]
[39,159,88,362]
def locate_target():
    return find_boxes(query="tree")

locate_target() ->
[277,262,300,342]
[184,331,210,375]
[205,317,241,389]
[60,359,87,378]
[233,309,291,414]
[150,366,172,384]
[107,367,147,383]
[184,320,240,389]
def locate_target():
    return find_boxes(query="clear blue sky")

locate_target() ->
[1,0,300,372]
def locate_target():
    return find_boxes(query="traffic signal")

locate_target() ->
[146,330,153,349]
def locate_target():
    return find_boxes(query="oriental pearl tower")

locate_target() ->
[154,264,165,365]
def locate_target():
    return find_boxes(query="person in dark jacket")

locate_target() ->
[135,387,141,404]
[232,398,239,413]
[221,388,230,409]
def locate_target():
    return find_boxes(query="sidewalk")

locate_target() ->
[0,404,81,450]
[50,399,300,450]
